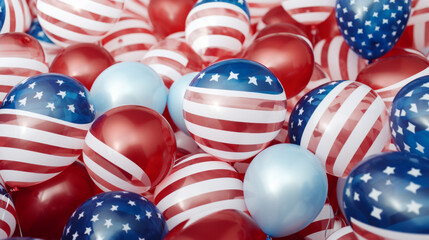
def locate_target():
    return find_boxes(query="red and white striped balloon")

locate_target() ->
[123,0,151,26]
[185,0,251,63]
[247,0,281,25]
[281,0,336,26]
[141,38,203,88]
[0,185,16,238]
[314,36,368,81]
[154,153,247,230]
[407,0,429,53]
[36,0,125,47]
[101,14,157,62]
[326,226,358,240]
[1,0,31,33]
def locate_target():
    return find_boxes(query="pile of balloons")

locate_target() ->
[0,0,427,239]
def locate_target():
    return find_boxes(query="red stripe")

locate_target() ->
[187,7,249,24]
[0,137,81,157]
[339,41,350,80]
[287,6,334,15]
[101,27,153,45]
[190,132,269,153]
[351,222,385,240]
[0,219,12,237]
[85,166,124,192]
[0,86,13,93]
[0,160,69,174]
[109,44,152,58]
[412,7,429,16]
[0,198,16,217]
[171,155,218,174]
[425,22,429,47]
[186,26,246,46]
[142,56,187,73]
[7,0,16,32]
[152,39,202,71]
[0,67,44,77]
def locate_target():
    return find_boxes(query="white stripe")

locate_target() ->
[85,131,152,187]
[313,204,334,222]
[0,207,15,237]
[0,195,14,208]
[333,96,386,176]
[0,229,8,239]
[326,226,353,240]
[186,86,287,101]
[347,48,360,81]
[292,12,331,24]
[156,177,243,212]
[103,33,156,52]
[11,0,24,32]
[0,93,6,102]
[149,64,182,82]
[143,49,189,67]
[83,153,150,193]
[0,75,27,86]
[0,58,48,72]
[187,15,249,37]
[282,0,336,9]
[57,0,123,17]
[301,81,351,147]
[0,147,77,166]
[375,67,429,93]
[107,18,151,31]
[187,2,249,21]
[314,39,325,65]
[166,198,246,230]
[409,12,429,25]
[0,170,59,184]
[190,35,243,53]
[174,153,211,167]
[362,120,390,159]
[316,84,371,164]
[115,51,149,62]
[197,144,263,161]
[328,36,344,80]
[1,0,10,33]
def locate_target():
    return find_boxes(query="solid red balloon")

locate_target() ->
[163,210,267,240]
[10,161,96,240]
[49,43,115,90]
[148,0,197,39]
[244,33,314,98]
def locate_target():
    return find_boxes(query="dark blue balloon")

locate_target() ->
[390,75,429,158]
[61,191,168,240]
[343,152,429,237]
[335,0,411,60]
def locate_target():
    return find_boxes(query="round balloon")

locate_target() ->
[390,75,429,158]
[243,143,328,237]
[0,0,31,33]
[0,184,16,239]
[288,80,390,177]
[123,0,151,26]
[281,0,336,26]
[61,191,168,240]
[183,59,287,162]
[90,62,167,117]
[0,73,95,187]
[343,152,429,238]
[83,105,176,193]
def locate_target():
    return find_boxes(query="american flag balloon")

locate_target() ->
[314,36,368,81]
[281,0,336,26]
[390,75,429,158]
[0,184,16,239]
[154,153,247,230]
[247,0,281,25]
[0,32,48,104]
[407,0,429,53]
[288,80,391,178]
[185,0,251,63]
[0,0,31,33]
[26,0,37,18]
[61,191,168,240]
[141,38,204,88]
[101,14,157,62]
[343,152,429,239]
[183,59,287,162]
[0,73,95,187]
[326,227,358,240]
[123,0,151,26]
[335,0,411,60]
[36,0,125,47]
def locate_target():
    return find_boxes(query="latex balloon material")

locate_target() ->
[0,184,17,239]
[163,210,267,240]
[83,105,176,193]
[343,152,429,238]
[148,0,196,38]
[10,162,96,240]
[390,75,429,158]
[281,0,336,26]
[254,23,310,42]
[50,43,115,90]
[243,144,328,237]
[90,62,167,117]
[244,33,314,98]
[0,0,31,33]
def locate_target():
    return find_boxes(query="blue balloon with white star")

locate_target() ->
[61,191,168,240]
[343,152,429,237]
[335,0,411,60]
[390,75,429,159]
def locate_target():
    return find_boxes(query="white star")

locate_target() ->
[128,200,136,206]
[90,104,95,113]
[8,95,15,102]
[57,91,66,99]
[104,219,113,228]
[347,21,353,27]
[408,168,422,177]
[386,179,392,185]
[79,91,85,97]
[298,119,303,126]
[72,231,79,240]
[46,102,55,111]
[198,72,205,79]
[56,79,64,86]
[369,188,382,202]
[78,211,84,219]
[157,213,162,219]
[135,214,141,221]
[68,104,75,113]
[383,19,389,24]
[18,97,27,106]
[146,211,152,219]
[28,82,36,89]
[360,173,372,183]
[238,0,243,4]
[296,107,304,116]
[373,12,379,17]
[110,205,118,211]
[365,20,371,26]
[248,76,258,86]
[368,34,373,39]
[96,201,103,207]
[371,206,383,220]
[318,89,326,94]
[92,196,98,200]
[420,94,429,100]
[84,227,92,235]
[210,73,220,82]
[383,4,389,10]
[404,143,411,151]
[34,91,43,100]
[348,177,353,184]
[345,188,351,197]
[354,192,360,201]
[265,76,273,85]
[397,126,403,135]
[66,226,71,235]
[342,7,348,13]
[307,97,314,104]
[122,223,131,233]
[407,200,422,215]
[407,122,416,133]
[113,195,121,198]
[91,214,99,222]
[416,143,425,153]
[227,71,238,80]
[410,103,418,113]
[405,182,421,194]
[383,166,395,175]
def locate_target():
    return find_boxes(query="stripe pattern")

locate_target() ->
[314,36,368,81]
[326,226,358,240]
[0,0,31,33]
[141,38,204,88]
[154,153,247,230]
[0,185,16,239]
[281,0,336,25]
[407,0,429,53]
[247,0,281,25]
[185,0,251,63]
[36,0,125,47]
[101,14,157,62]
[289,81,390,177]
[123,0,151,27]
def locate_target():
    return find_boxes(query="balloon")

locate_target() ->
[154,153,247,230]
[167,72,198,134]
[335,0,411,60]
[288,80,390,177]
[90,62,167,117]
[247,0,281,26]
[0,0,31,33]
[343,152,429,238]
[256,5,311,35]
[378,47,427,60]
[390,75,429,158]
[100,14,157,62]
[83,105,176,193]
[36,0,124,47]
[356,54,429,109]
[49,43,115,91]
[183,59,286,162]
[244,33,314,98]
[141,39,203,88]
[0,184,17,239]
[254,22,311,43]
[163,210,266,240]
[123,0,151,25]
[174,130,201,159]
[61,191,167,240]
[10,162,96,240]
[185,0,251,63]
[0,32,48,104]
[243,143,328,237]
[148,0,196,39]
[404,1,429,53]
[0,73,95,187]
[326,227,358,240]
[281,0,336,26]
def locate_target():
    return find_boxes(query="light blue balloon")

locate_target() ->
[243,144,328,238]
[167,72,198,135]
[90,62,167,118]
